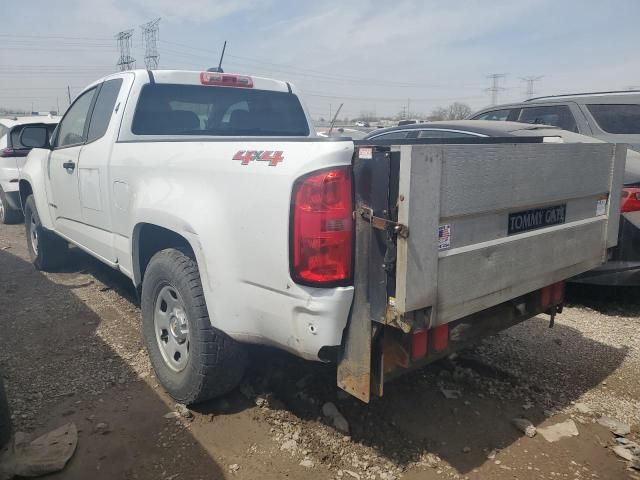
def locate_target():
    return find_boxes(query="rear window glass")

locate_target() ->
[132,84,309,136]
[586,104,640,134]
[10,124,57,149]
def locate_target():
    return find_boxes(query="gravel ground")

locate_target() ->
[1,222,639,479]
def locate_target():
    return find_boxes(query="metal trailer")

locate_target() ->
[338,138,626,402]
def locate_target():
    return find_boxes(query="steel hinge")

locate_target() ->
[359,206,409,238]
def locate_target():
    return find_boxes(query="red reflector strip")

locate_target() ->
[200,71,253,88]
[540,285,552,307]
[552,281,564,305]
[432,325,449,353]
[411,329,428,360]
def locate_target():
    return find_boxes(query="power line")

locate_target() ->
[116,29,135,71]
[485,73,506,105]
[141,18,161,70]
[521,75,543,99]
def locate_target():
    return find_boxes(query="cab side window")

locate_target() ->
[56,88,97,148]
[517,105,578,132]
[87,79,123,143]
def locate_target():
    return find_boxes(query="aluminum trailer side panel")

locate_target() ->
[395,143,625,320]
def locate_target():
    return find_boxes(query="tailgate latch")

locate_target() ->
[359,207,409,238]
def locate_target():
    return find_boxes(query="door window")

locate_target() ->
[586,104,640,134]
[370,130,409,140]
[517,105,578,132]
[87,79,123,142]
[56,88,96,148]
[472,109,511,121]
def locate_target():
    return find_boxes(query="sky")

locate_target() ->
[1,0,639,119]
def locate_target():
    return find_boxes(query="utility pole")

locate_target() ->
[141,18,161,70]
[116,29,136,71]
[521,76,543,99]
[485,73,506,105]
[407,98,411,119]
[329,104,332,122]
[56,97,59,114]
[67,86,71,104]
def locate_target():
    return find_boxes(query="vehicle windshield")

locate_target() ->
[586,104,640,134]
[132,83,310,136]
[10,123,57,149]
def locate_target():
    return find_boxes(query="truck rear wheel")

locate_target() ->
[0,188,23,225]
[141,248,247,405]
[24,195,68,271]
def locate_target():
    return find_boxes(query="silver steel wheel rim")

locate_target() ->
[154,285,190,372]
[0,195,4,221]
[30,214,38,255]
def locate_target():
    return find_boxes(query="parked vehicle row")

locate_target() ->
[468,91,640,285]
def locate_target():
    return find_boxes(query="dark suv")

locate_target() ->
[470,91,640,285]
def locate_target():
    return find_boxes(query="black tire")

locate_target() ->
[0,376,11,448]
[24,195,68,270]
[141,248,247,405]
[0,188,23,225]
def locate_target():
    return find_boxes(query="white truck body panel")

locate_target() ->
[20,70,352,360]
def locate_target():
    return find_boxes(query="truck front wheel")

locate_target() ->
[24,195,68,270]
[141,248,247,405]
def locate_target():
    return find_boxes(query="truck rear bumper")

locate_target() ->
[222,282,353,361]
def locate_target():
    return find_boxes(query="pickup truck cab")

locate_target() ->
[19,70,626,404]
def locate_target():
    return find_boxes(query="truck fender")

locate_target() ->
[19,149,54,230]
[130,213,212,302]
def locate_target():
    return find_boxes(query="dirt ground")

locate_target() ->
[1,221,640,480]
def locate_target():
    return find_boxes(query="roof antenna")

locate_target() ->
[207,40,227,73]
[327,103,344,136]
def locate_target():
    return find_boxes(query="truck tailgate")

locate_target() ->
[394,143,625,322]
[338,140,626,402]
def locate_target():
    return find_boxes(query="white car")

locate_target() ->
[0,115,59,223]
[18,70,623,404]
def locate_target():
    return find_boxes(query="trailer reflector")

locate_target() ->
[411,329,428,360]
[432,325,449,353]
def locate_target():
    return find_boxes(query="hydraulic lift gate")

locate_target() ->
[338,142,626,402]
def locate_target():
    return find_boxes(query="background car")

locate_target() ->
[469,92,640,286]
[0,115,59,224]
[363,119,640,286]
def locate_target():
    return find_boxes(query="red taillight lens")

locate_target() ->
[291,166,353,286]
[200,72,253,88]
[0,148,28,158]
[621,187,640,213]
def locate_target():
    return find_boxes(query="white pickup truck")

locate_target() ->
[18,69,626,404]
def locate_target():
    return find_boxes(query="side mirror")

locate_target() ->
[19,126,51,149]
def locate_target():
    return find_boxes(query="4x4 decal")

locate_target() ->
[233,150,284,166]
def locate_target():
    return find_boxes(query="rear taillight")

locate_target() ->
[290,166,353,286]
[0,148,28,158]
[621,187,640,213]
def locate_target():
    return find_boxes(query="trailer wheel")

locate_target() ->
[24,195,68,271]
[0,375,11,449]
[0,188,23,224]
[141,248,247,405]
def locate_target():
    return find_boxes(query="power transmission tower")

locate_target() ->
[521,76,543,99]
[485,73,506,105]
[141,18,161,70]
[116,29,136,71]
